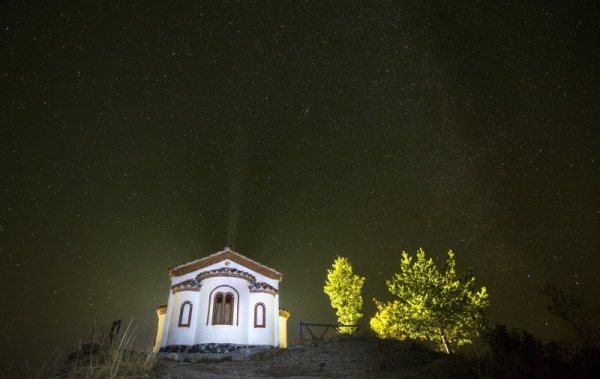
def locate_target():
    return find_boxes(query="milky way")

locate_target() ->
[1,1,598,370]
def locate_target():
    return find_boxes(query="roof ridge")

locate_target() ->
[168,247,283,281]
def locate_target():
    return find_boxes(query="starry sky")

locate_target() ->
[1,0,599,371]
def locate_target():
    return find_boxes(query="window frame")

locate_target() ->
[206,285,240,326]
[178,301,193,327]
[254,302,266,328]
[212,292,235,325]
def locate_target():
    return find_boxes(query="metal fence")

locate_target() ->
[299,321,359,342]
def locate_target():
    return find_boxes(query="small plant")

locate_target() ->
[55,318,158,378]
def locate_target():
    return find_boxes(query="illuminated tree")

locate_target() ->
[324,256,365,334]
[370,249,489,353]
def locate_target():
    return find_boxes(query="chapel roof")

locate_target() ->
[168,247,283,281]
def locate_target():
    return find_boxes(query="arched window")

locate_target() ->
[212,292,234,325]
[178,301,193,327]
[254,302,266,328]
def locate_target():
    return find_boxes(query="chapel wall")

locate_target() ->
[247,292,275,345]
[159,249,284,349]
[195,276,250,345]
[165,290,200,346]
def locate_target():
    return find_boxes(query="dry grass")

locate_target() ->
[50,319,158,379]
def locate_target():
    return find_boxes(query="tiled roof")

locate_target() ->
[168,247,283,281]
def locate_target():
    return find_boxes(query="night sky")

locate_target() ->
[1,0,599,370]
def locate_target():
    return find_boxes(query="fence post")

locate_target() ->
[299,322,358,342]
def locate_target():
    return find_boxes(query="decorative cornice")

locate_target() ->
[249,281,278,296]
[196,267,256,284]
[156,304,168,316]
[279,308,291,319]
[168,248,283,281]
[171,279,201,294]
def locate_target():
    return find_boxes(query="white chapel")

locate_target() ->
[153,248,290,352]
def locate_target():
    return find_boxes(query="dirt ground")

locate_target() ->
[154,336,472,378]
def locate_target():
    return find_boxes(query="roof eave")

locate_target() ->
[168,248,283,281]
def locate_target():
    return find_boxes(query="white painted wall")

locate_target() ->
[165,290,200,346]
[273,294,280,346]
[247,292,275,346]
[157,255,284,349]
[159,289,175,348]
[195,276,250,345]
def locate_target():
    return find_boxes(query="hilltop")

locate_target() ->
[154,336,470,378]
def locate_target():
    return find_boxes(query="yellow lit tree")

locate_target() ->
[324,256,365,334]
[370,249,489,353]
